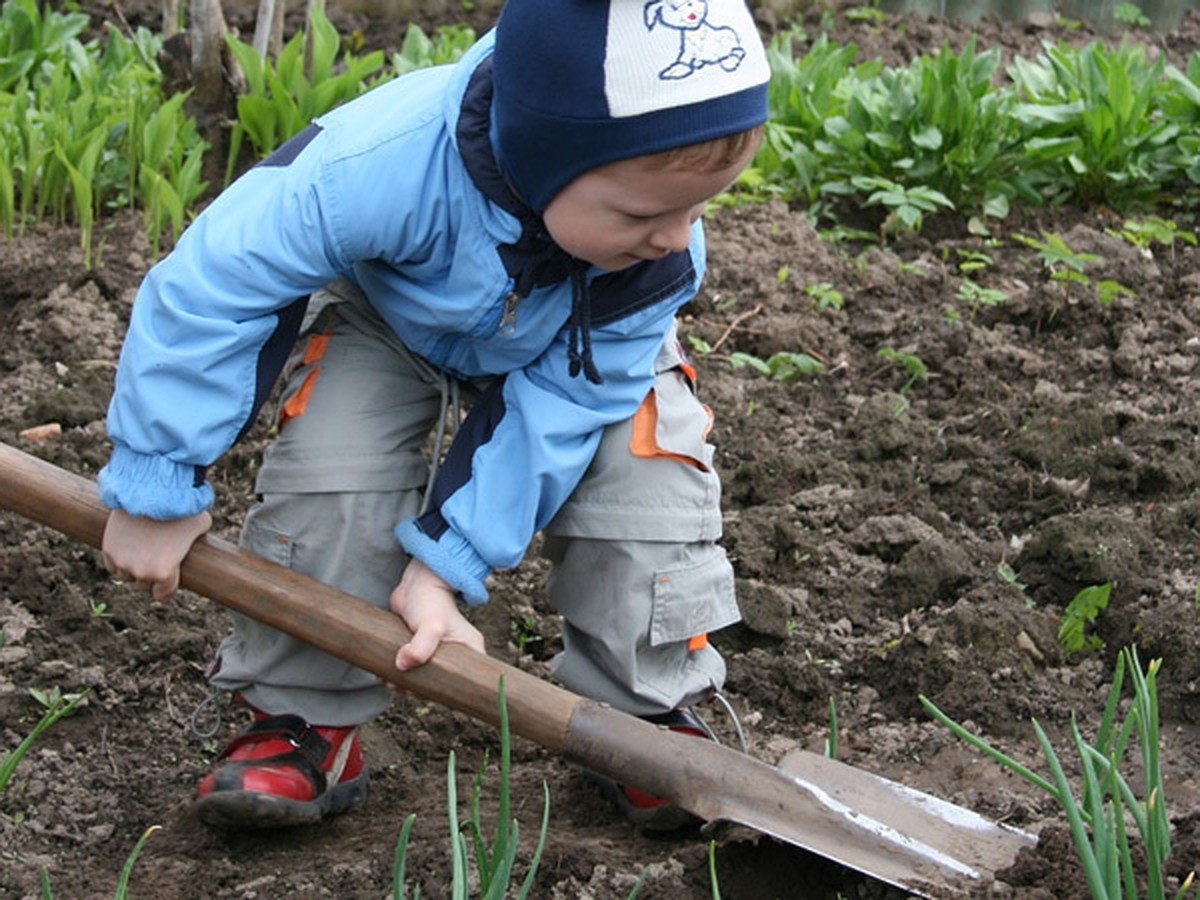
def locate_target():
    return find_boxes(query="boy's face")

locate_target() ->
[542,145,756,272]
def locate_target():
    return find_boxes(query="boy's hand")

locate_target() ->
[389,558,485,671]
[102,508,212,603]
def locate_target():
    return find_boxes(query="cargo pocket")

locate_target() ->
[239,516,294,568]
[649,546,739,650]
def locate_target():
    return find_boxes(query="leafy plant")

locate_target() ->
[39,824,160,899]
[1009,39,1177,208]
[850,175,954,235]
[805,281,844,310]
[224,4,385,175]
[509,613,543,655]
[875,346,928,394]
[754,29,879,205]
[729,350,825,381]
[1058,582,1111,654]
[1113,2,1151,28]
[0,0,90,94]
[1106,215,1197,254]
[390,23,476,77]
[957,277,1008,310]
[1013,231,1101,304]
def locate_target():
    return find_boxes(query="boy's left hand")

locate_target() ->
[389,557,486,671]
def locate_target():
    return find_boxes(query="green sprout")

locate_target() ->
[1058,582,1111,655]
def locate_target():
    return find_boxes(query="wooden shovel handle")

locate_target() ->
[0,441,579,751]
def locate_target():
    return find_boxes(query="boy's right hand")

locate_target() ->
[389,558,486,671]
[102,508,212,603]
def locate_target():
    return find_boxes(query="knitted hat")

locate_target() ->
[492,0,770,214]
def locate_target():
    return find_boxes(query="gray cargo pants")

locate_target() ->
[209,280,738,725]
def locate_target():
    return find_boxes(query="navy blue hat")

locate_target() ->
[492,0,770,214]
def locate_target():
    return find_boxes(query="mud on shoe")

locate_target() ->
[194,712,368,829]
[593,706,712,832]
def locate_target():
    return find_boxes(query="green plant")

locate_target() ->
[850,175,953,236]
[1095,278,1136,306]
[921,647,1193,900]
[1107,215,1198,254]
[0,0,90,94]
[875,346,928,395]
[224,4,385,176]
[509,613,542,655]
[997,561,1028,592]
[805,281,844,310]
[0,5,204,254]
[1058,582,1111,654]
[824,697,839,759]
[1009,39,1177,208]
[39,823,160,899]
[392,678,549,899]
[754,31,875,203]
[957,277,1008,309]
[138,90,207,256]
[955,248,994,273]
[729,350,825,381]
[1013,231,1101,304]
[0,687,89,793]
[390,23,476,76]
[1113,2,1151,28]
[112,825,161,900]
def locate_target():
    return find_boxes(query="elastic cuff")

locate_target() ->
[394,517,490,606]
[97,446,214,519]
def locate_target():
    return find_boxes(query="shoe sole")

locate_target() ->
[194,769,369,830]
[589,772,701,832]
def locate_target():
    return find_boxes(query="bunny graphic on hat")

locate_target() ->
[643,0,747,80]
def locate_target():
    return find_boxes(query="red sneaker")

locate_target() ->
[595,707,710,832]
[194,711,368,829]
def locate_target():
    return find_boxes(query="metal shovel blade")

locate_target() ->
[564,703,1037,897]
[0,441,1038,897]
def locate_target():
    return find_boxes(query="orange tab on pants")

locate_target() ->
[688,633,708,651]
[629,389,709,471]
[279,330,331,429]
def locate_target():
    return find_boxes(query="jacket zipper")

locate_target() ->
[499,291,520,334]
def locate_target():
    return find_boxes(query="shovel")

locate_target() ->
[0,441,1036,897]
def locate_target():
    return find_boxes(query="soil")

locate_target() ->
[3,3,1200,899]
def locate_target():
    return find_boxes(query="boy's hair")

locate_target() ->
[644,124,765,173]
[492,0,770,213]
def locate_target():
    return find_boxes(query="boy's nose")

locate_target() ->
[649,217,692,254]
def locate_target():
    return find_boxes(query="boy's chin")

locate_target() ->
[594,253,645,272]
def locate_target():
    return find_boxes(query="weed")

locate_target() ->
[1107,215,1197,255]
[509,613,543,655]
[805,281,844,310]
[1114,2,1151,28]
[875,347,928,395]
[997,562,1028,592]
[1058,582,1111,655]
[957,278,1008,310]
[729,350,825,381]
[850,175,954,236]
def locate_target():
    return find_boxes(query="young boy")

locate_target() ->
[98,0,768,830]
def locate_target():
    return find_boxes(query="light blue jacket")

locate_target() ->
[99,32,706,604]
